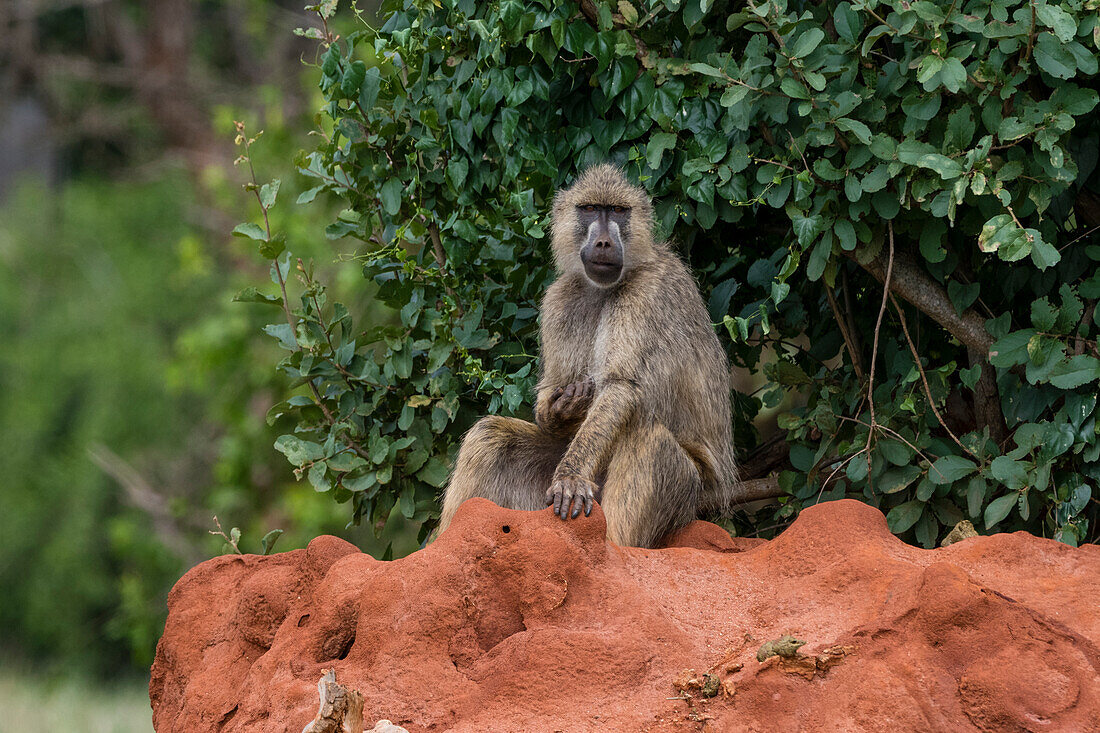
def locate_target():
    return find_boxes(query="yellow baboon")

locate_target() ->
[438,164,739,548]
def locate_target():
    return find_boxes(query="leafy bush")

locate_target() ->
[247,0,1100,547]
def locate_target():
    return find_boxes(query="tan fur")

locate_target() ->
[438,164,740,548]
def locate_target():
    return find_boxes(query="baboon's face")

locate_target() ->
[575,203,630,287]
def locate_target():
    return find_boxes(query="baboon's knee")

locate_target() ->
[439,416,537,532]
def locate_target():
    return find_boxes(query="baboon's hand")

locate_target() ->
[545,475,597,520]
[548,377,595,424]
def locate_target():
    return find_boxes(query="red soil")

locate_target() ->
[150,498,1100,732]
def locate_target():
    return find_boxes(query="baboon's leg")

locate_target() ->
[438,415,567,533]
[600,422,701,548]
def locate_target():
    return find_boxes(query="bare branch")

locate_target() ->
[863,222,896,488]
[891,295,976,459]
[88,443,204,567]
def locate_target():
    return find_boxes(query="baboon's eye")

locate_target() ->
[612,206,628,213]
[580,204,598,212]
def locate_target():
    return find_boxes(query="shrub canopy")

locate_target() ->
[242,0,1100,547]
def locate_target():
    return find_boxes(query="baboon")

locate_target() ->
[438,164,739,548]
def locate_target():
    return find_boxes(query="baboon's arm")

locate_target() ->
[553,378,639,480]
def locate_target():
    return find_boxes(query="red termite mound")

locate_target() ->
[150,498,1100,732]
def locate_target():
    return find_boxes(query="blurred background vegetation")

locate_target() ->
[0,1,390,728]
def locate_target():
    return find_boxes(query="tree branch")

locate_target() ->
[848,245,994,354]
[735,477,784,504]
[425,220,463,317]
[88,443,205,567]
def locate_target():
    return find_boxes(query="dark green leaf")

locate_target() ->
[416,456,450,488]
[260,529,284,555]
[929,455,977,484]
[984,493,1018,528]
[887,500,924,533]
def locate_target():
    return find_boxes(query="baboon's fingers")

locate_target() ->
[583,494,593,516]
[580,379,594,402]
[551,386,564,400]
[570,494,582,519]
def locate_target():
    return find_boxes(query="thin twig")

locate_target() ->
[836,415,936,467]
[841,268,862,358]
[891,295,977,459]
[1060,223,1100,251]
[1024,0,1036,64]
[864,223,895,488]
[818,446,868,502]
[825,284,865,382]
[424,219,464,317]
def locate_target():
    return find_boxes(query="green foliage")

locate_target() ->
[0,178,203,672]
[0,165,404,674]
[257,0,1100,547]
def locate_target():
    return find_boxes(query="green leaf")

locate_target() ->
[792,213,825,246]
[1051,84,1099,115]
[359,66,382,109]
[233,287,281,306]
[1036,3,1076,43]
[990,456,1028,489]
[309,465,331,491]
[400,484,416,519]
[790,28,825,58]
[647,132,677,169]
[232,222,267,241]
[772,360,811,386]
[618,1,639,25]
[297,186,324,205]
[806,233,831,281]
[945,108,975,149]
[915,153,963,180]
[947,281,980,316]
[447,158,469,190]
[720,84,749,108]
[416,456,450,488]
[260,529,284,555]
[939,58,967,93]
[833,3,862,42]
[344,471,378,493]
[341,60,366,99]
[879,465,921,494]
[258,231,286,259]
[380,177,402,216]
[834,219,857,251]
[966,476,987,518]
[1030,236,1061,270]
[928,455,977,484]
[916,55,943,83]
[835,117,871,144]
[263,323,297,350]
[274,435,324,467]
[1034,32,1077,79]
[887,500,924,533]
[260,179,281,209]
[977,214,1029,256]
[984,493,1018,529]
[1049,355,1100,389]
[1030,297,1058,331]
[989,329,1036,367]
